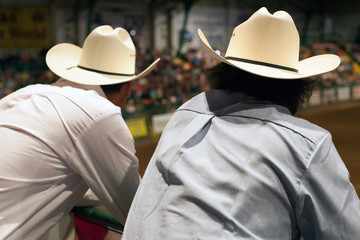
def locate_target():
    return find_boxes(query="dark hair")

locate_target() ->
[100,83,125,95]
[205,63,316,114]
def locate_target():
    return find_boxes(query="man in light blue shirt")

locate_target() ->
[122,8,360,239]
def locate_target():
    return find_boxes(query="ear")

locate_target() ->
[119,81,132,98]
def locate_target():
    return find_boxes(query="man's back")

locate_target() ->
[0,82,139,239]
[123,90,360,239]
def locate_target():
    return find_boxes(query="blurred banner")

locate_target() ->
[0,5,52,49]
[152,112,173,134]
[125,117,148,138]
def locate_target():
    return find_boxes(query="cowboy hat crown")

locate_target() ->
[198,7,340,79]
[46,25,159,85]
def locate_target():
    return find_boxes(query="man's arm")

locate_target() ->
[68,111,141,225]
[296,133,360,239]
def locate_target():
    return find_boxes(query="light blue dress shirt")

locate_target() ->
[123,90,360,240]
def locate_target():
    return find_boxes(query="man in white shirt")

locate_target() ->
[122,8,360,240]
[0,25,159,239]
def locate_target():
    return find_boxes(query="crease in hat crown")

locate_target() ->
[225,7,300,72]
[78,25,136,76]
[45,25,160,85]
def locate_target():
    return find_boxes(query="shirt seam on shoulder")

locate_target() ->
[178,108,317,145]
[226,114,317,146]
[294,133,328,211]
[304,133,328,168]
[177,108,214,116]
[62,109,123,170]
[75,109,122,140]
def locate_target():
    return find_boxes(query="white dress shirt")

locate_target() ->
[0,79,140,239]
[122,90,360,240]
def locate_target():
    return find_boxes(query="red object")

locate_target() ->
[74,215,108,240]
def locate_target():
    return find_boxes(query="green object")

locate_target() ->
[72,206,124,233]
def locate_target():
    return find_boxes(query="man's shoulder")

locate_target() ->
[177,90,329,144]
[57,85,119,118]
[178,92,209,113]
[25,83,119,119]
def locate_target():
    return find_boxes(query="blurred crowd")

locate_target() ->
[1,43,360,115]
[0,50,55,98]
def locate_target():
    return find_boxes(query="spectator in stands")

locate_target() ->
[122,7,360,239]
[0,25,159,239]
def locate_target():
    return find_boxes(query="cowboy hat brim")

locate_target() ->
[198,29,340,79]
[46,43,160,85]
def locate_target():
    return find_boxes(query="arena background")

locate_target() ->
[1,0,360,238]
[1,0,360,209]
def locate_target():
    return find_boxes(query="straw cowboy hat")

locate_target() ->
[46,25,160,85]
[198,7,340,79]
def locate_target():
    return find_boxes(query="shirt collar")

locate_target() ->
[52,78,107,98]
[204,89,291,116]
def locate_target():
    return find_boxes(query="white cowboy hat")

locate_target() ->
[198,7,340,79]
[46,25,160,85]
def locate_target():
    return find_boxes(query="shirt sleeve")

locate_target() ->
[296,133,360,239]
[67,111,141,225]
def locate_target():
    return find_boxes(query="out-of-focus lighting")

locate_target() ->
[215,50,221,55]
[130,30,136,36]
